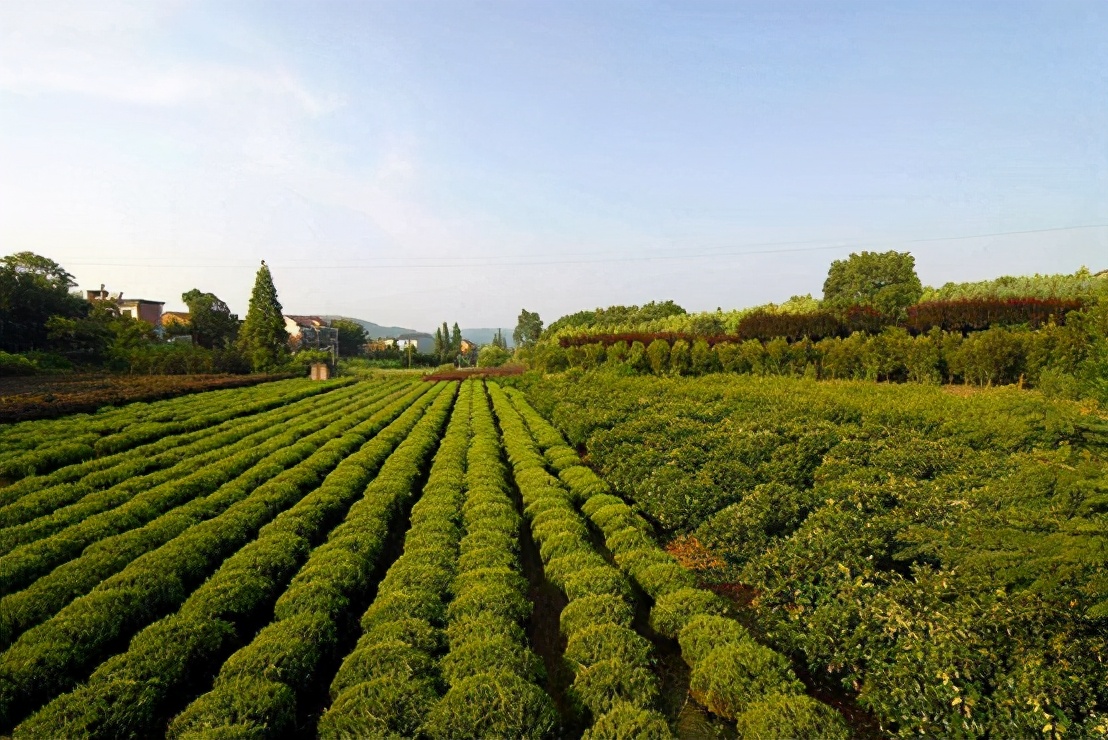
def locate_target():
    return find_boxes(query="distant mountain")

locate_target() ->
[461,328,515,348]
[322,316,419,339]
[322,317,515,347]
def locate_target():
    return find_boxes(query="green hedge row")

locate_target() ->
[0,379,359,508]
[0,383,416,594]
[1,382,440,734]
[503,386,850,738]
[0,377,338,458]
[0,382,411,650]
[0,380,389,538]
[166,382,458,738]
[488,383,670,738]
[0,378,348,480]
[318,380,475,738]
[421,382,557,740]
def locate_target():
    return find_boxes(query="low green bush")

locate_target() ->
[329,640,437,699]
[456,546,517,572]
[360,588,446,631]
[634,562,697,599]
[423,670,558,740]
[560,594,635,638]
[565,623,652,670]
[319,675,438,739]
[562,566,633,602]
[677,614,749,666]
[648,587,727,639]
[688,640,804,720]
[458,529,518,556]
[450,566,528,599]
[733,693,851,740]
[582,701,674,740]
[446,580,532,623]
[167,675,294,739]
[440,634,546,686]
[544,551,608,586]
[569,658,659,717]
[446,613,527,649]
[538,532,591,562]
[605,526,655,554]
[362,618,443,655]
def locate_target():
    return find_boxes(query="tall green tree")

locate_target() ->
[513,309,543,348]
[433,326,446,360]
[492,328,508,350]
[236,261,288,372]
[0,252,86,352]
[823,251,923,317]
[332,319,367,357]
[181,289,239,349]
[451,323,463,354]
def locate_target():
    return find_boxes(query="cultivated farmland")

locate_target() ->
[3,370,1100,737]
[0,375,840,739]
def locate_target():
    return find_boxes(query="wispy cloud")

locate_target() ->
[0,0,342,116]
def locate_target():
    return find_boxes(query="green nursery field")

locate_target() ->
[521,370,1108,737]
[1,368,1102,738]
[0,374,838,739]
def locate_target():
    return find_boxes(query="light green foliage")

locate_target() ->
[822,250,923,316]
[733,693,851,740]
[688,640,804,720]
[678,615,750,666]
[424,671,558,740]
[582,702,674,740]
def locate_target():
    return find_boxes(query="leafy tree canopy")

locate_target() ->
[332,319,367,357]
[0,252,87,352]
[514,309,543,348]
[182,289,239,349]
[822,250,923,317]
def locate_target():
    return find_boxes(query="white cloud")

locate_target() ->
[0,0,342,116]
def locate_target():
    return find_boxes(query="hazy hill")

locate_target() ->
[323,317,514,347]
[322,316,419,339]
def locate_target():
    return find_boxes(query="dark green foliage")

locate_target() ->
[440,634,545,685]
[182,289,239,349]
[514,309,544,348]
[236,262,289,372]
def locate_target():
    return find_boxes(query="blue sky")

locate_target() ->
[1,1,1105,331]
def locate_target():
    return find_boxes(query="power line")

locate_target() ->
[59,222,1108,270]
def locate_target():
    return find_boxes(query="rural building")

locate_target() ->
[283,315,329,339]
[396,332,435,353]
[366,338,397,352]
[460,338,477,354]
[85,288,165,327]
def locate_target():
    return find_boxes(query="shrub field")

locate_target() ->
[521,369,1108,737]
[0,373,856,738]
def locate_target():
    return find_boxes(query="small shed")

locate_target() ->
[310,363,331,381]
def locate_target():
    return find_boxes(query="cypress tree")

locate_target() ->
[451,322,463,354]
[237,260,289,372]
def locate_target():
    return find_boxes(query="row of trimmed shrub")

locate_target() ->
[503,387,850,738]
[0,380,389,536]
[489,383,671,738]
[318,380,475,737]
[0,376,329,454]
[0,377,343,480]
[418,382,558,739]
[0,377,349,508]
[0,382,440,733]
[0,384,416,595]
[166,382,459,737]
[0,382,412,650]
[0,379,374,513]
